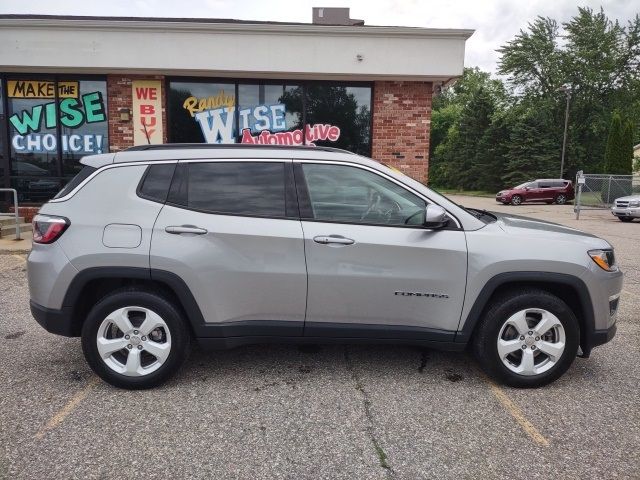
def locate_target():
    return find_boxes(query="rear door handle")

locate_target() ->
[165,225,208,235]
[313,235,355,245]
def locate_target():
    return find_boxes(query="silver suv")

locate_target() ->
[611,195,640,222]
[27,145,622,389]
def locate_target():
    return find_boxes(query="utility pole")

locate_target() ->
[557,85,572,179]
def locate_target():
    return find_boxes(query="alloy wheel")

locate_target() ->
[496,308,566,376]
[96,306,172,377]
[556,195,567,204]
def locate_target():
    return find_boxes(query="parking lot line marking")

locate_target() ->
[12,254,26,262]
[35,377,99,440]
[486,379,550,447]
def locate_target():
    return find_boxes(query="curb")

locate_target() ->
[0,249,31,255]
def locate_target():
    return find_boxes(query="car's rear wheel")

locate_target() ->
[81,289,190,389]
[510,195,523,206]
[473,288,579,388]
[619,217,633,222]
[555,194,567,205]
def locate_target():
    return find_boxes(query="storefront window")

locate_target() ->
[237,83,303,143]
[305,84,371,155]
[7,78,59,180]
[6,77,108,201]
[169,81,235,143]
[0,78,5,191]
[60,79,109,176]
[168,79,372,154]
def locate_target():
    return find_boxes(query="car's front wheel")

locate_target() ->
[555,194,568,205]
[81,289,190,389]
[473,288,579,388]
[619,217,633,222]
[510,195,523,206]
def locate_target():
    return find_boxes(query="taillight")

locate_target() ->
[32,214,70,244]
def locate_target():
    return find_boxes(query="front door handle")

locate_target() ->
[313,235,355,245]
[165,225,208,235]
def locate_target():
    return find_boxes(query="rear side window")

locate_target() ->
[169,162,287,217]
[138,164,177,203]
[54,166,97,199]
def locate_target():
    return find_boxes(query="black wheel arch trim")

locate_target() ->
[59,267,304,338]
[455,271,597,354]
[59,267,213,337]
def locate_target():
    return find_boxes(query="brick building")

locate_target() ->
[0,10,472,203]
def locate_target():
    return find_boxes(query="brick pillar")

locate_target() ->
[107,75,168,152]
[371,81,432,183]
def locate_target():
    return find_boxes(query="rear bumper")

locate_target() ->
[30,300,76,337]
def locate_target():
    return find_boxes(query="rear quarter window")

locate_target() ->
[54,166,97,199]
[138,164,177,203]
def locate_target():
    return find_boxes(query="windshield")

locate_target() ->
[514,182,530,189]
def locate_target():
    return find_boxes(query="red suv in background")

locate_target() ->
[496,179,574,206]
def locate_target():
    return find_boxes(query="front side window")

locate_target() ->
[301,163,426,226]
[171,162,287,217]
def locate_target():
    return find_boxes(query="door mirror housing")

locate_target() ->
[423,204,448,229]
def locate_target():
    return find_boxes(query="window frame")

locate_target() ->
[164,159,299,220]
[293,160,461,230]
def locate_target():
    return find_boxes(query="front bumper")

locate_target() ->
[30,300,77,337]
[581,323,616,358]
[611,207,640,218]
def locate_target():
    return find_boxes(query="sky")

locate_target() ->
[1,0,637,73]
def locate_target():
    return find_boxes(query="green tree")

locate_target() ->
[428,68,507,189]
[622,120,635,173]
[502,102,559,185]
[498,8,640,176]
[604,112,630,174]
[429,8,640,191]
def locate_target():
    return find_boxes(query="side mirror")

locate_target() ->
[423,204,448,229]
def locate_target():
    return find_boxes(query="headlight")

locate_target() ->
[628,201,639,208]
[588,249,617,272]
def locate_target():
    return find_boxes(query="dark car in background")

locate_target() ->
[496,179,574,206]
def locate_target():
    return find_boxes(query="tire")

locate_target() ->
[473,288,579,388]
[555,194,567,205]
[81,288,191,389]
[619,217,633,222]
[510,195,522,206]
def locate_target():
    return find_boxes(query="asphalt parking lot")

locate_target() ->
[1,197,638,479]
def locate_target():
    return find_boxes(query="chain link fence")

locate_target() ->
[574,172,636,219]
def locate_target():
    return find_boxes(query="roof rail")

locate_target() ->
[124,143,356,154]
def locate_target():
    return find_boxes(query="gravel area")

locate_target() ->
[1,198,638,479]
